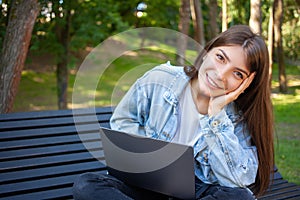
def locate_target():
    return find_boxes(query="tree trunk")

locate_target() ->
[268,1,274,87]
[176,0,191,65]
[249,0,262,34]
[190,0,205,46]
[0,0,39,113]
[273,0,287,93]
[222,0,227,31]
[55,4,71,110]
[208,0,219,39]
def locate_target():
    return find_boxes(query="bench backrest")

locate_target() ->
[0,107,112,199]
[1,107,299,200]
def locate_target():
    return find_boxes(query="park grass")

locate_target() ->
[13,49,300,185]
[13,70,58,111]
[273,93,300,184]
[271,64,300,184]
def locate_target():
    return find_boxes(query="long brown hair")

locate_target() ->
[184,25,274,196]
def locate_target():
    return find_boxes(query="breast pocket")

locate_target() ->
[145,104,179,141]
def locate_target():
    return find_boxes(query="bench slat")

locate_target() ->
[270,181,297,190]
[271,171,283,180]
[259,186,300,199]
[24,187,73,200]
[0,170,110,200]
[0,161,106,184]
[269,178,288,186]
[0,173,80,197]
[0,132,101,151]
[0,123,110,141]
[0,150,105,172]
[0,114,112,131]
[0,171,108,199]
[0,187,73,200]
[0,107,113,121]
[0,140,103,161]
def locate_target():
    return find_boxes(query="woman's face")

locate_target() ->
[198,45,250,98]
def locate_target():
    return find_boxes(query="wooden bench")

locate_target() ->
[0,107,299,200]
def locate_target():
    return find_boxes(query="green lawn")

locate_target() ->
[13,49,300,185]
[271,64,300,184]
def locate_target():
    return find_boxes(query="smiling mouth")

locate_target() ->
[206,74,224,90]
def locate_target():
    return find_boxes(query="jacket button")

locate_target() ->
[212,120,219,127]
[163,131,169,138]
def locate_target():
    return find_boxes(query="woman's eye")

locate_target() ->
[216,54,225,63]
[234,71,244,79]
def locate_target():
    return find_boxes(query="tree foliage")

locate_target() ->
[30,0,129,60]
[0,0,299,111]
[0,0,298,63]
[281,0,300,61]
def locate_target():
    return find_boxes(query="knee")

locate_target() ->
[73,172,97,190]
[201,186,255,200]
[244,189,256,200]
[72,172,105,199]
[228,187,255,200]
[72,172,132,200]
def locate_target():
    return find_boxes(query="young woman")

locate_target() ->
[73,25,274,200]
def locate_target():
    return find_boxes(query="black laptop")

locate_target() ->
[100,127,195,199]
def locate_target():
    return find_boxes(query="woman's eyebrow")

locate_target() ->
[218,49,231,62]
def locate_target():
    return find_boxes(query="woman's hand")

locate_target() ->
[208,72,256,116]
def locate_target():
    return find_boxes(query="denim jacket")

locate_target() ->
[110,62,258,188]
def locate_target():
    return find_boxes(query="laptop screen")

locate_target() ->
[100,127,195,199]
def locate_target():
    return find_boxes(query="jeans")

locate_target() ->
[72,172,255,200]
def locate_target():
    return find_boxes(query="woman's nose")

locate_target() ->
[214,66,228,88]
[215,66,227,82]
